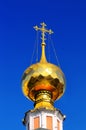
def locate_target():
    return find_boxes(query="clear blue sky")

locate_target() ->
[0,0,86,130]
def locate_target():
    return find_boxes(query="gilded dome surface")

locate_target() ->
[22,61,65,101]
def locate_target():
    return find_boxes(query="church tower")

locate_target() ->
[21,22,66,130]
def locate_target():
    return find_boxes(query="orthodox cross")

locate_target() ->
[34,22,53,44]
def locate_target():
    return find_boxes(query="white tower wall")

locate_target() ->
[23,108,65,130]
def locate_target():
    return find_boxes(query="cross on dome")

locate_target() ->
[34,22,53,44]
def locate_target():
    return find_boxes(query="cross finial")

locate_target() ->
[34,22,53,44]
[33,22,53,63]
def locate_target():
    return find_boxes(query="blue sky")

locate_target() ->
[0,0,86,130]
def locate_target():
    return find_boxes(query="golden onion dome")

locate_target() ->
[21,22,66,110]
[22,61,65,101]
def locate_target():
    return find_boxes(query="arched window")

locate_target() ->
[46,116,52,130]
[57,120,60,130]
[34,116,40,129]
